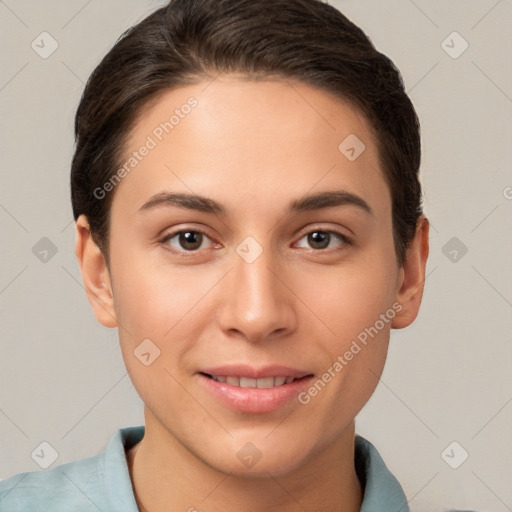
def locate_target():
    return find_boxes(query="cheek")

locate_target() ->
[298,249,398,405]
[110,247,222,347]
[302,258,399,341]
[297,266,395,429]
[109,257,207,404]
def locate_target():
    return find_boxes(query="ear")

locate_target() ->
[74,214,118,328]
[391,215,430,329]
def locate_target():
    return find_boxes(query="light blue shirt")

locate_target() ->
[0,426,409,511]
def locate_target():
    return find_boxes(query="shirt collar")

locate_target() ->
[355,434,410,512]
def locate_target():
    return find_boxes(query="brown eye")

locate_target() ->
[295,230,351,251]
[178,231,203,250]
[162,230,211,252]
[308,231,330,249]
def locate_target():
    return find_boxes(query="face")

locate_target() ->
[77,76,426,477]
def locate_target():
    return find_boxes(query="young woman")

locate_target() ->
[0,1,430,510]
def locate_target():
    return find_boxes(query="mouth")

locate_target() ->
[197,366,314,414]
[200,373,305,388]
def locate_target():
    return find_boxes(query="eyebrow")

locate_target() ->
[138,190,373,216]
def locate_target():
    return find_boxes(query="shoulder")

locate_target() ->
[354,436,483,512]
[0,425,144,512]
[0,452,102,511]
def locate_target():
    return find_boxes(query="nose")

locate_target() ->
[216,241,297,343]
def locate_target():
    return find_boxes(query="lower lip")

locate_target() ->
[198,374,314,414]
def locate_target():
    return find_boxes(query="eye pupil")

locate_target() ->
[308,231,330,249]
[180,231,202,250]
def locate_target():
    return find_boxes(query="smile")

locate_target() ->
[204,374,296,388]
[197,366,314,414]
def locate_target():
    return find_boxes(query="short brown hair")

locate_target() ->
[71,0,422,265]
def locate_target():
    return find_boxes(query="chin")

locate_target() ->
[196,434,315,478]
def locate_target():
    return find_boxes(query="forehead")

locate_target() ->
[114,76,389,217]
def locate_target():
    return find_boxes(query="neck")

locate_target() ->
[127,410,363,512]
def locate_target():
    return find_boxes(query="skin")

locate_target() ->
[75,76,429,512]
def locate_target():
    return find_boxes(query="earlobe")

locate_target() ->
[391,215,430,329]
[74,215,118,328]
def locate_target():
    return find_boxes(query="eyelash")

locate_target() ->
[158,228,352,256]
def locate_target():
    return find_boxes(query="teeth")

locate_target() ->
[240,377,257,388]
[256,377,274,389]
[226,376,240,386]
[211,375,296,388]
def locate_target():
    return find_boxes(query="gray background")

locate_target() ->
[0,1,511,511]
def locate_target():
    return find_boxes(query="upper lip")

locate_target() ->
[199,364,313,379]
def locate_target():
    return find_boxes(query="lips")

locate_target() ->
[197,365,314,413]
